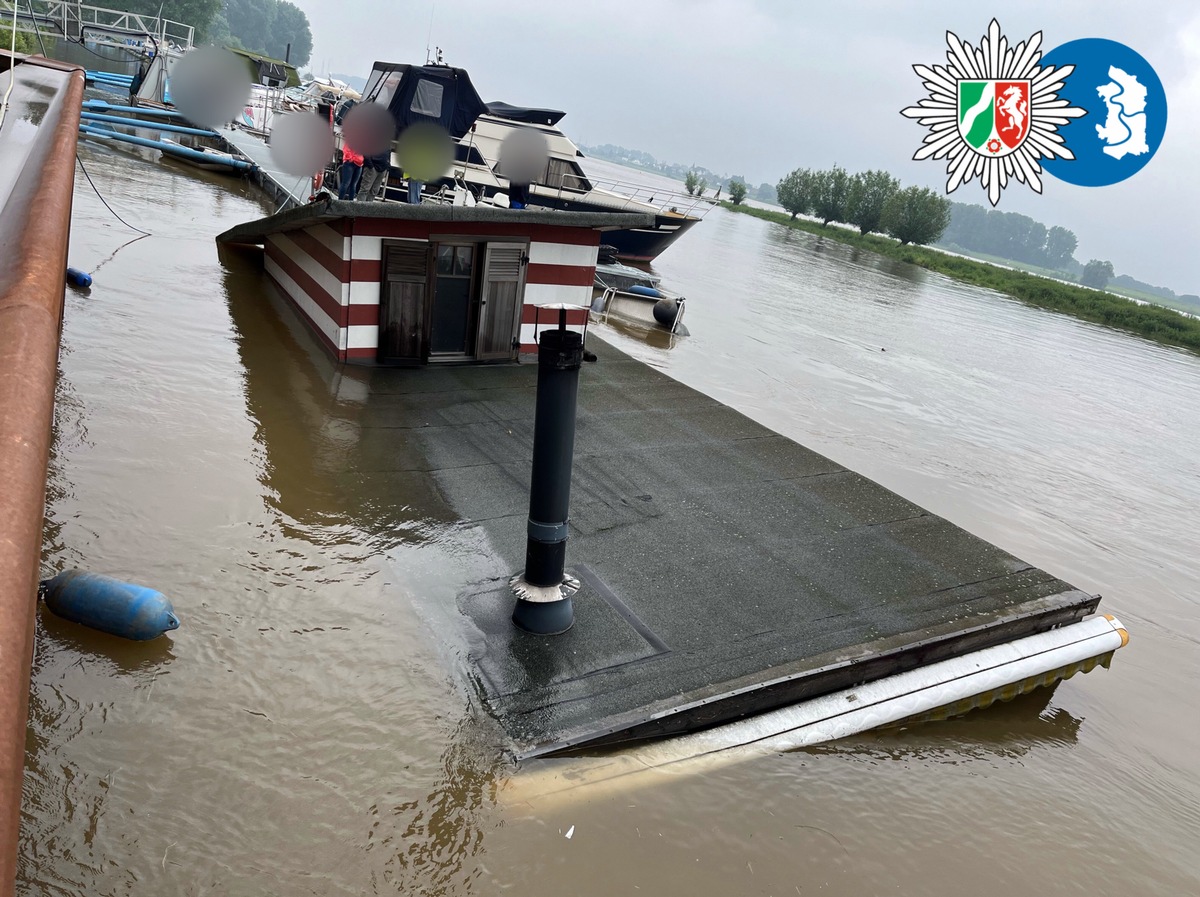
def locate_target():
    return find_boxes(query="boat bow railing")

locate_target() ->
[536,169,718,219]
[578,176,719,219]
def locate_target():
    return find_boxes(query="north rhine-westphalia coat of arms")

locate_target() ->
[901,20,1087,205]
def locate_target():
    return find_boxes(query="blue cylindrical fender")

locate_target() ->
[66,267,92,289]
[42,571,180,641]
[627,284,663,299]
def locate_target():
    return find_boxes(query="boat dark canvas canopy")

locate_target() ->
[361,62,488,138]
[484,102,566,126]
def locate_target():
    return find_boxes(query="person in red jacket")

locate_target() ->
[338,142,364,200]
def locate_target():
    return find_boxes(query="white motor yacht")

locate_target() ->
[359,61,711,262]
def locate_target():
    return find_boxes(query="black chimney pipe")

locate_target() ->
[511,313,583,634]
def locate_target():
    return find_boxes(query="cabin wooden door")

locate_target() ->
[475,243,525,361]
[379,242,430,364]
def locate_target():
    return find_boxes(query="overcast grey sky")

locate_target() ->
[291,0,1199,292]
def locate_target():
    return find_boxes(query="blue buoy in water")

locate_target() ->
[66,267,93,289]
[41,571,180,640]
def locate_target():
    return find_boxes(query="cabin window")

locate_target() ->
[429,245,477,355]
[377,75,402,107]
[363,68,384,100]
[544,157,591,192]
[454,143,487,166]
[411,79,444,117]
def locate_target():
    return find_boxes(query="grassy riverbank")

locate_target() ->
[722,202,1200,354]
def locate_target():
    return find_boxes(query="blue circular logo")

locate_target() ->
[1039,39,1166,186]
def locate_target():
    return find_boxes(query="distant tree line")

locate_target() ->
[937,202,1143,291]
[1111,274,1200,309]
[580,143,774,203]
[581,141,1193,301]
[775,165,951,246]
[939,202,1080,270]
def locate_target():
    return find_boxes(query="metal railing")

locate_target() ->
[594,286,687,334]
[0,55,86,897]
[537,170,718,219]
[2,1,194,50]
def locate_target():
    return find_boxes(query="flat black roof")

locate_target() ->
[249,334,1096,758]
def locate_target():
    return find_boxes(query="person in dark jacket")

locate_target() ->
[356,150,391,202]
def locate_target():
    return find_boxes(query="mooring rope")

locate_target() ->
[75,152,153,236]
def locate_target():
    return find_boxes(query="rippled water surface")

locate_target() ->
[20,149,1199,895]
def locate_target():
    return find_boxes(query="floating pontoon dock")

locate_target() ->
[220,274,1118,759]
[215,126,313,210]
[436,342,1107,756]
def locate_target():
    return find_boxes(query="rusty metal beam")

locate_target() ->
[0,52,84,895]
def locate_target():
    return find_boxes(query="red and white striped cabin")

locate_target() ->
[216,202,653,365]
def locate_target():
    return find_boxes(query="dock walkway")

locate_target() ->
[346,339,1097,758]
[216,126,310,210]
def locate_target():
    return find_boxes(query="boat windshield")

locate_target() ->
[363,65,404,106]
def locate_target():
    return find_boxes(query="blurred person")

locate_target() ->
[509,181,529,209]
[404,168,422,204]
[357,149,391,202]
[338,142,364,200]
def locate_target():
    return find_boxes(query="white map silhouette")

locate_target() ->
[1095,66,1149,159]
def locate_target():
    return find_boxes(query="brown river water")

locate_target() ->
[19,146,1199,896]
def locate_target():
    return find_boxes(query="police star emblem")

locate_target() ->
[901,19,1087,205]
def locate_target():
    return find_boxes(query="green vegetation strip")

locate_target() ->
[722,203,1200,354]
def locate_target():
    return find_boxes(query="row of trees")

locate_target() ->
[585,143,1187,298]
[684,171,747,204]
[209,0,312,67]
[116,0,312,67]
[0,21,37,53]
[776,166,951,246]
